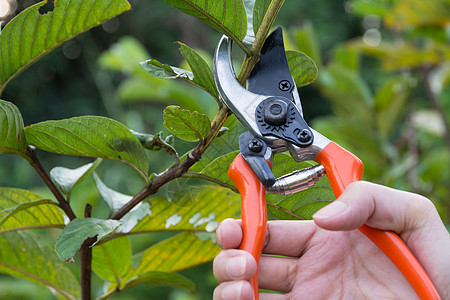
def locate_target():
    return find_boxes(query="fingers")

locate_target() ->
[214,218,317,294]
[213,281,254,300]
[213,249,257,282]
[312,181,439,235]
[213,249,297,293]
[213,249,256,300]
[258,256,297,292]
[216,218,317,257]
[216,218,243,250]
[312,181,450,298]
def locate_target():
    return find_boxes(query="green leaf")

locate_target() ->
[0,277,55,299]
[0,188,64,233]
[50,159,102,195]
[319,62,373,117]
[55,218,122,261]
[183,115,243,172]
[93,173,152,233]
[0,199,60,228]
[286,50,318,87]
[124,232,219,282]
[25,116,149,180]
[92,236,131,283]
[253,0,271,35]
[332,45,360,71]
[350,40,450,71]
[132,130,176,152]
[349,0,390,17]
[177,42,219,100]
[385,0,450,30]
[191,151,239,187]
[266,153,335,220]
[117,201,152,234]
[0,0,131,93]
[141,59,193,80]
[129,186,240,234]
[0,100,27,157]
[98,36,150,76]
[160,0,247,41]
[163,106,211,142]
[0,231,79,299]
[312,116,384,180]
[116,76,206,113]
[93,172,133,212]
[121,271,195,292]
[293,25,322,67]
[375,75,413,136]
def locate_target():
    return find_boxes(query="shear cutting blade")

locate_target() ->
[247,27,302,114]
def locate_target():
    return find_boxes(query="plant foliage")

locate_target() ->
[0,0,448,299]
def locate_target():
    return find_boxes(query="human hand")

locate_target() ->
[213,181,450,299]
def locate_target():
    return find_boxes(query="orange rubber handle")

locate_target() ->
[228,154,267,300]
[315,142,440,300]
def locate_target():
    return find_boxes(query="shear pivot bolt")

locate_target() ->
[248,139,263,152]
[264,99,287,126]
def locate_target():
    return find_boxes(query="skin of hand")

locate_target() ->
[213,181,450,300]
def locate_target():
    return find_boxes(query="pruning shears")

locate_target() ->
[213,28,440,300]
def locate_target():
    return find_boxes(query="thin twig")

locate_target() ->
[110,105,230,220]
[237,0,285,84]
[26,147,76,220]
[80,204,95,300]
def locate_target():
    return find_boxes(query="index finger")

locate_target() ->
[216,218,319,257]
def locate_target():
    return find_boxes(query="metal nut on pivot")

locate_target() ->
[248,138,263,152]
[264,98,288,126]
[297,129,312,143]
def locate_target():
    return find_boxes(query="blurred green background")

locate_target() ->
[0,0,448,299]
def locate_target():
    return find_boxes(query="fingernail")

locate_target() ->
[313,201,348,219]
[222,281,243,300]
[216,224,223,248]
[226,256,246,279]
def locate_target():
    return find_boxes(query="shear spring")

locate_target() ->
[265,164,326,195]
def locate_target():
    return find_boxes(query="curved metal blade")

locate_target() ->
[248,27,302,114]
[213,35,270,138]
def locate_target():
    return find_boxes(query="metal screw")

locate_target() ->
[279,80,291,91]
[297,129,312,143]
[248,139,263,152]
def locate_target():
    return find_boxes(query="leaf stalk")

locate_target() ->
[26,147,77,220]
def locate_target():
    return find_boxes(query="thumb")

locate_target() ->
[312,181,438,235]
[312,181,450,298]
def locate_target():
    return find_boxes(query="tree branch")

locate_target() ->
[110,1,285,220]
[80,204,95,300]
[26,147,76,220]
[237,0,285,84]
[110,105,230,220]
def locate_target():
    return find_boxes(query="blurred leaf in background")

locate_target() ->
[0,0,448,299]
